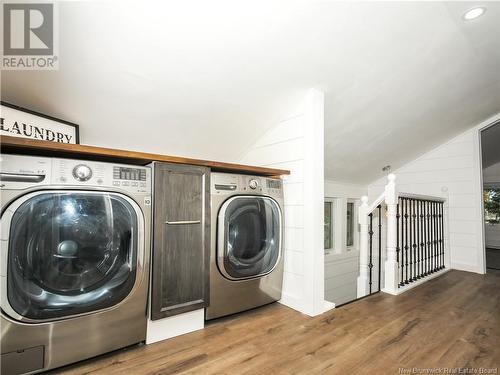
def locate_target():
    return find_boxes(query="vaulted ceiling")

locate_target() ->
[2,1,499,183]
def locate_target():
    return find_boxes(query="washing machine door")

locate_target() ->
[217,196,282,280]
[1,191,141,322]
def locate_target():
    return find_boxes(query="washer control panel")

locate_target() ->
[72,164,93,181]
[51,159,151,194]
[1,155,151,194]
[248,179,259,190]
[113,166,147,181]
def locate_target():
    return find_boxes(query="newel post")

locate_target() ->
[357,196,370,298]
[383,174,399,295]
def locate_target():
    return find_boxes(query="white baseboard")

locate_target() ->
[279,293,306,314]
[450,262,483,274]
[279,295,335,316]
[321,300,336,313]
[146,309,204,345]
[388,268,450,295]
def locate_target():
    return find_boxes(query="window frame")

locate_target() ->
[346,200,355,249]
[324,199,335,253]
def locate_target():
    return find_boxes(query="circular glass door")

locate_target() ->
[218,196,281,280]
[5,192,139,321]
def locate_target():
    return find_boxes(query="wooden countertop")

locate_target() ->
[0,135,289,176]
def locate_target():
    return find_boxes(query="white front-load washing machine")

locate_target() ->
[205,172,284,320]
[0,154,152,374]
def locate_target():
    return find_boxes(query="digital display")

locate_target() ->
[113,167,146,181]
[266,179,281,189]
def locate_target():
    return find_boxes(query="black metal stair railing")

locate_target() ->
[367,205,383,295]
[397,197,445,288]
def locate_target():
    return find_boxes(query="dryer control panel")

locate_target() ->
[211,172,283,198]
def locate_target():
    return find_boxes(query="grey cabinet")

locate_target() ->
[151,162,210,320]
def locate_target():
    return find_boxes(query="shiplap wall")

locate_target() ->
[324,181,366,305]
[368,129,480,272]
[241,89,333,316]
[368,113,500,274]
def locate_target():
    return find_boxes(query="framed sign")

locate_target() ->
[0,101,79,144]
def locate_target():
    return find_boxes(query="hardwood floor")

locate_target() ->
[53,270,500,375]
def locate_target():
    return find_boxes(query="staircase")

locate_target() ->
[357,174,450,297]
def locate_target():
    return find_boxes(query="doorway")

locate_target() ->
[480,121,500,271]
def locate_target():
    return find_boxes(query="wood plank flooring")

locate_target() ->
[53,270,500,375]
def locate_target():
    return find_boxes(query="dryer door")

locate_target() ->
[217,196,282,280]
[1,191,141,322]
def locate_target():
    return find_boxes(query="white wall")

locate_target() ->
[367,113,500,274]
[241,89,333,316]
[324,181,366,305]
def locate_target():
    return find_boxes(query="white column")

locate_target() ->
[357,196,370,297]
[382,174,399,295]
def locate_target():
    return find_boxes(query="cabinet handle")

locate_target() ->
[165,220,201,225]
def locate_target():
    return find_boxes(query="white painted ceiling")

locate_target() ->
[2,1,500,183]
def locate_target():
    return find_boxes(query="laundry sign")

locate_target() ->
[0,102,79,144]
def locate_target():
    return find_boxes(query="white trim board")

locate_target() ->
[146,309,204,345]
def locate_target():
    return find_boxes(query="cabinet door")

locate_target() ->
[151,162,210,320]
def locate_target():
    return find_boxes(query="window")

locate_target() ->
[346,202,354,247]
[484,188,500,224]
[324,200,334,251]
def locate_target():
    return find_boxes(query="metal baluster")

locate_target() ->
[412,199,417,281]
[440,202,445,269]
[396,200,400,264]
[408,198,413,282]
[404,198,409,284]
[409,199,413,282]
[435,201,439,272]
[416,199,421,279]
[420,200,425,278]
[368,212,374,294]
[429,201,433,273]
[400,198,405,287]
[435,201,440,272]
[436,202,441,271]
[378,205,382,292]
[422,200,427,276]
[426,200,430,276]
[432,201,437,273]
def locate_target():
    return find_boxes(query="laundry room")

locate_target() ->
[1,1,500,374]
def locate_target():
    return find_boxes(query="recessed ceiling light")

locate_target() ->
[463,7,486,21]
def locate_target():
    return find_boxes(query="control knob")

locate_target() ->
[249,179,259,190]
[72,164,93,181]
